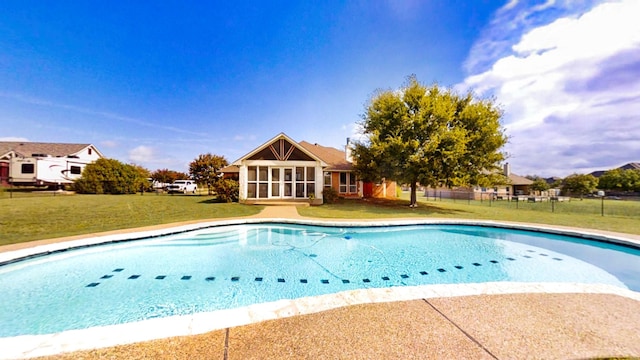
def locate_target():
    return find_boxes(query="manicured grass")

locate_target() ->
[0,193,263,246]
[297,195,640,235]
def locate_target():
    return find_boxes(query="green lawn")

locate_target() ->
[2,191,639,247]
[0,193,262,246]
[297,193,640,236]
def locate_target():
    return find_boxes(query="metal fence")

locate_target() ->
[420,190,640,218]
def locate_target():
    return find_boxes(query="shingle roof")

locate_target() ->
[509,173,534,186]
[0,141,95,158]
[298,141,352,171]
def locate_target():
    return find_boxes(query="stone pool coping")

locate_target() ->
[1,214,640,359]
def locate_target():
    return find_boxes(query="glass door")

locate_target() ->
[283,168,293,198]
[271,168,280,197]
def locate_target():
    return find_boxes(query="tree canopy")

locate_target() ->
[598,169,640,192]
[151,168,188,185]
[74,158,149,194]
[352,76,507,206]
[189,153,228,195]
[562,173,598,198]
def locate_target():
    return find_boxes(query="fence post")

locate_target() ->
[601,196,604,217]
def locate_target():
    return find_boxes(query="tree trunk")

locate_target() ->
[410,181,417,207]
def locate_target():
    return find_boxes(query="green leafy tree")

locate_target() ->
[598,169,640,192]
[213,179,239,202]
[189,153,228,195]
[562,173,598,198]
[74,158,148,194]
[529,177,550,194]
[352,76,507,207]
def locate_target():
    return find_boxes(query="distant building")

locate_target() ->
[589,162,640,178]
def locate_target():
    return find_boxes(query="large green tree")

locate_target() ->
[189,153,228,195]
[74,158,148,194]
[598,169,640,192]
[562,173,598,198]
[352,76,507,206]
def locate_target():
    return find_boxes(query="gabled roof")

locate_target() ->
[231,133,327,166]
[298,141,352,171]
[0,141,103,158]
[508,174,533,186]
[590,162,640,177]
[620,162,640,170]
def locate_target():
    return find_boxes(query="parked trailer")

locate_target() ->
[8,156,90,187]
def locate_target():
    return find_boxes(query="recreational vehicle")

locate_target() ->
[0,142,103,187]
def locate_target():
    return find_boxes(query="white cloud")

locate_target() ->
[460,0,640,177]
[128,145,155,164]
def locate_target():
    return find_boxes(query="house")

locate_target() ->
[590,162,640,177]
[231,133,394,204]
[424,163,533,200]
[0,141,103,187]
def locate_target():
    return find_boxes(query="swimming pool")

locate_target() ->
[1,221,639,340]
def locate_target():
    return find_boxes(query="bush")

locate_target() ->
[213,179,239,202]
[74,158,148,194]
[322,187,340,204]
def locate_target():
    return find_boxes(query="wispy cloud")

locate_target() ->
[460,0,640,177]
[0,93,209,137]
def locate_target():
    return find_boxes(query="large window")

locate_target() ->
[70,166,82,175]
[339,172,357,194]
[247,166,268,198]
[324,172,332,188]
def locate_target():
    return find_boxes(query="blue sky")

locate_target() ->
[1,0,638,177]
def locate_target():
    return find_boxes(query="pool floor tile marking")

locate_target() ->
[181,276,191,280]
[553,258,563,261]
[155,275,166,280]
[321,279,329,284]
[205,277,216,281]
[382,276,390,281]
[506,257,516,261]
[112,268,124,272]
[128,275,140,279]
[473,263,482,266]
[277,278,285,283]
[524,255,532,258]
[100,275,113,279]
[300,279,308,283]
[86,282,100,287]
[342,279,350,284]
[231,277,240,282]
[401,274,409,279]
[454,266,463,269]
[489,260,499,263]
[420,271,429,275]
[255,277,263,282]
[437,268,446,272]
[540,254,549,256]
[363,278,371,283]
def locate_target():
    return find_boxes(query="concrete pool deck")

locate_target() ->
[2,205,640,359]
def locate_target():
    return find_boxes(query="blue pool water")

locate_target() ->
[0,223,639,337]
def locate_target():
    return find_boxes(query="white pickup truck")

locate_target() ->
[166,180,198,194]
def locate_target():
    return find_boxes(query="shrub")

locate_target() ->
[322,187,340,204]
[214,179,239,203]
[74,158,148,194]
